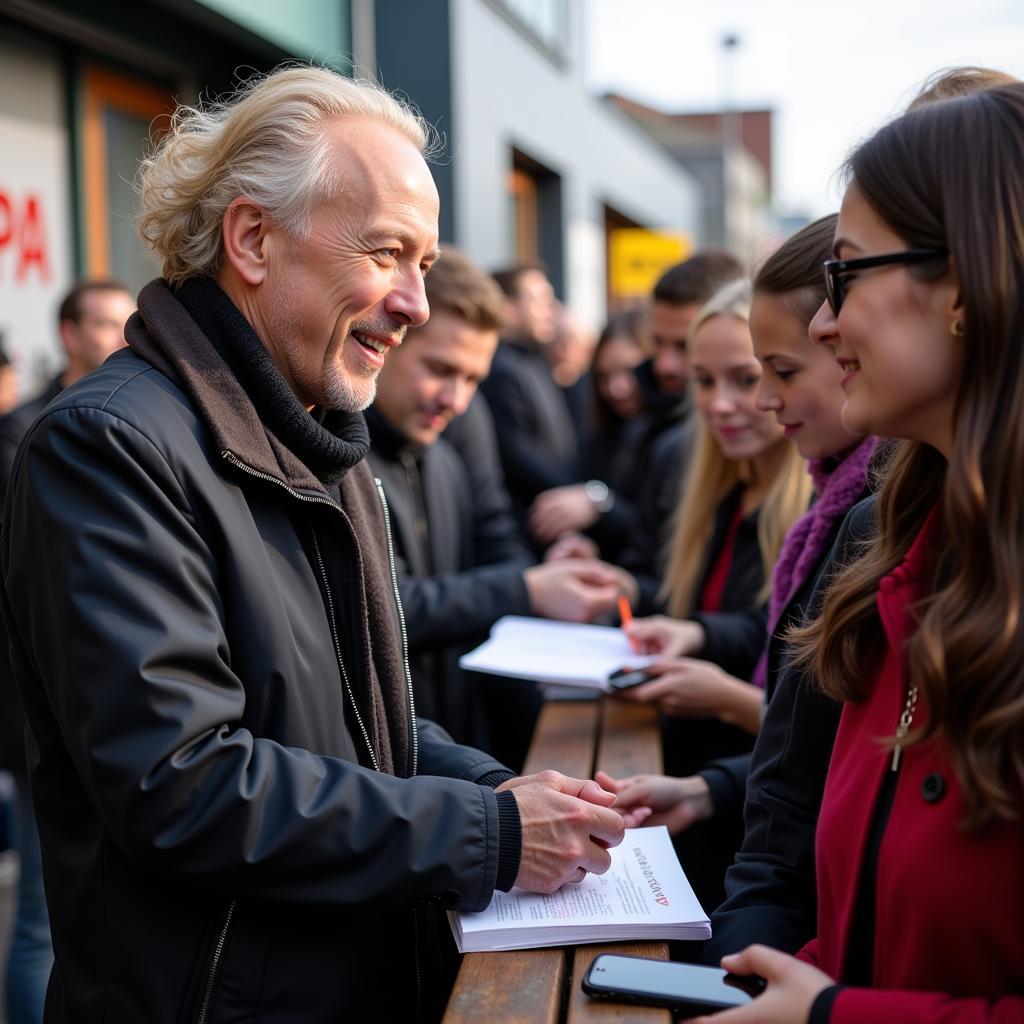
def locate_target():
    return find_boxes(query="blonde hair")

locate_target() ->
[136,66,435,285]
[660,279,812,618]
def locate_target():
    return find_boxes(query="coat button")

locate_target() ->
[921,773,946,802]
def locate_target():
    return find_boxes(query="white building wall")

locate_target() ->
[449,0,700,329]
[0,33,73,393]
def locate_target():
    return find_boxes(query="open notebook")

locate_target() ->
[458,615,654,691]
[449,825,711,953]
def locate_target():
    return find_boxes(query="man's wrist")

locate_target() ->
[494,790,522,892]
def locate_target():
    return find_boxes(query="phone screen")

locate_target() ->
[584,955,760,1012]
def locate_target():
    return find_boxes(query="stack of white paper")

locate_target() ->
[449,825,710,953]
[458,615,653,691]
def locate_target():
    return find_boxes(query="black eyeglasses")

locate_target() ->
[823,249,947,314]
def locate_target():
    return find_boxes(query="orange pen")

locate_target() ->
[618,595,639,653]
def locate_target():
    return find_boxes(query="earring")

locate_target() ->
[950,320,965,337]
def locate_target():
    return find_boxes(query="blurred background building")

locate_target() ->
[0,0,762,394]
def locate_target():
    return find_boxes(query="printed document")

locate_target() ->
[449,825,710,953]
[458,615,654,690]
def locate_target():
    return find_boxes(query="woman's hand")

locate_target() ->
[595,770,713,833]
[625,615,705,657]
[686,945,834,1024]
[612,658,764,733]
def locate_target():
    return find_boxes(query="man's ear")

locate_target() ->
[222,199,269,286]
[58,319,79,358]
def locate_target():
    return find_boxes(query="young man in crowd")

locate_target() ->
[367,248,628,766]
[480,264,580,536]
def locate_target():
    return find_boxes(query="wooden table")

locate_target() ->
[443,697,672,1024]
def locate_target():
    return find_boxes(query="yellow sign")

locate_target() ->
[609,228,693,300]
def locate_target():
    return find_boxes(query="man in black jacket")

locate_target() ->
[0,68,624,1023]
[480,264,580,537]
[0,278,134,1024]
[367,249,626,763]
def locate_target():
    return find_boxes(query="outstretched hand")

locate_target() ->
[595,770,713,833]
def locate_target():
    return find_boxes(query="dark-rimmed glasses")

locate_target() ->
[823,249,947,314]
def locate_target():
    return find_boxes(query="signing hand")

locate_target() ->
[595,770,713,834]
[524,560,632,622]
[686,945,833,1024]
[625,616,705,657]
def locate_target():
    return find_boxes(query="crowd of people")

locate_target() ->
[0,61,1021,1023]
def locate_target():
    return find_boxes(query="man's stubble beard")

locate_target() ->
[265,292,380,414]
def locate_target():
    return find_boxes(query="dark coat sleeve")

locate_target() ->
[701,497,878,962]
[618,421,691,613]
[395,425,534,652]
[479,354,577,498]
[1,405,508,913]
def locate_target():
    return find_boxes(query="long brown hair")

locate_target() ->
[793,84,1024,830]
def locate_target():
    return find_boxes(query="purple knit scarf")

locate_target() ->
[750,434,877,688]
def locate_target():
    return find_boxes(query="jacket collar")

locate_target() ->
[127,279,367,492]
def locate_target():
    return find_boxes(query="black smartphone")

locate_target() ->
[606,667,657,691]
[582,954,764,1015]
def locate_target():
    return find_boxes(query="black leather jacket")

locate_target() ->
[1,282,514,1023]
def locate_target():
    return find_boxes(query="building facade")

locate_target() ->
[374,0,701,327]
[0,0,349,392]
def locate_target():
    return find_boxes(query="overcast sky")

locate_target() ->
[585,0,1024,217]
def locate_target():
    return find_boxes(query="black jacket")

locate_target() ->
[0,375,63,773]
[689,487,770,682]
[366,404,532,746]
[1,281,519,1023]
[478,339,579,522]
[697,486,873,825]
[702,497,877,962]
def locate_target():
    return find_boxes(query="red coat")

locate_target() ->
[798,509,1024,1023]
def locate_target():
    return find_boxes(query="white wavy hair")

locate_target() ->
[136,65,435,285]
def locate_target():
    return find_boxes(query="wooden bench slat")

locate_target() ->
[595,699,663,777]
[567,943,672,1023]
[443,948,565,1024]
[523,698,602,777]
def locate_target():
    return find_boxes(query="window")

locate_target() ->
[489,0,569,59]
[81,66,174,294]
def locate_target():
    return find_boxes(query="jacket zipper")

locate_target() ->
[374,477,419,778]
[196,899,236,1024]
[220,450,382,772]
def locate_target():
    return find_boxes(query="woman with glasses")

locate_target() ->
[709,83,1024,1024]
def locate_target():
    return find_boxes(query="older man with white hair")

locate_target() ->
[0,67,623,1023]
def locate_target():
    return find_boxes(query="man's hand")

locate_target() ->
[544,532,600,562]
[529,485,599,544]
[687,946,833,1024]
[625,616,705,657]
[496,770,625,893]
[524,560,624,622]
[595,770,713,834]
